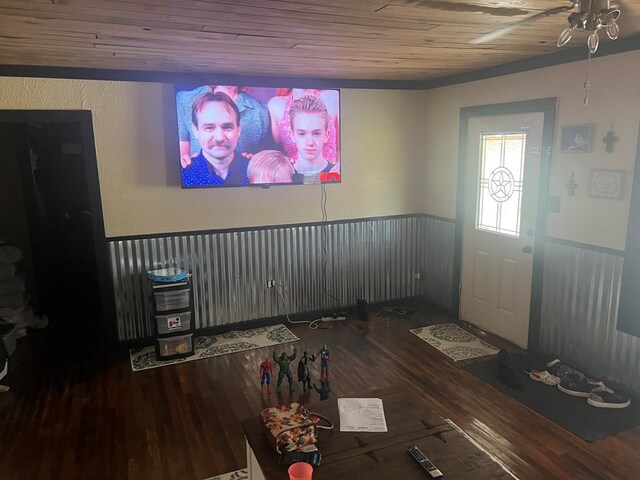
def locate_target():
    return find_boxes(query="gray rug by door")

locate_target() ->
[130,324,299,371]
[463,353,640,442]
[410,323,499,361]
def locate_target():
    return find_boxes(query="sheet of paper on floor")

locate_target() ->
[337,397,388,432]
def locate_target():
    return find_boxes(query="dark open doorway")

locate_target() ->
[0,111,113,354]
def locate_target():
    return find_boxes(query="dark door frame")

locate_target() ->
[453,98,557,351]
[617,120,640,337]
[0,110,116,346]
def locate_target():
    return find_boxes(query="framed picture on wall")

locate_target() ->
[588,169,625,199]
[561,124,593,152]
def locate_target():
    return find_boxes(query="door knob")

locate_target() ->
[522,245,533,254]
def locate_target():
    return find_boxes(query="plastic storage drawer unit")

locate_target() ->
[156,333,193,360]
[153,288,190,312]
[155,311,192,335]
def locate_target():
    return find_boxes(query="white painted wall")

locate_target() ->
[0,78,424,237]
[2,49,639,250]
[420,50,640,250]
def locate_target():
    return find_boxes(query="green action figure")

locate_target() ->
[273,347,297,393]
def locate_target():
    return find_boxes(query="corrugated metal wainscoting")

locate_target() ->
[540,241,640,394]
[420,216,455,309]
[108,215,456,341]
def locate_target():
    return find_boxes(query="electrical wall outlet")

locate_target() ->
[414,272,421,279]
[266,280,276,288]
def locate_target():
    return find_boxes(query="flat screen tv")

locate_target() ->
[175,84,341,188]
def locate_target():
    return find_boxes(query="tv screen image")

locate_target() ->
[175,85,341,188]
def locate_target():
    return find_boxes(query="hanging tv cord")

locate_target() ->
[320,182,340,308]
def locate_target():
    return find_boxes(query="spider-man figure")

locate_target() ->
[259,357,273,394]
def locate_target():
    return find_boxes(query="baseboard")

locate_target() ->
[118,296,427,350]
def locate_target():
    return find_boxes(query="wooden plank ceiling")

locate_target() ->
[0,0,638,81]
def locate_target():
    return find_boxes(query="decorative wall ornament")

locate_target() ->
[565,171,578,196]
[602,128,618,153]
[488,167,515,202]
[588,169,625,199]
[561,124,593,152]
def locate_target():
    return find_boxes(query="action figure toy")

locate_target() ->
[318,344,331,381]
[297,351,316,391]
[273,347,297,393]
[259,357,273,394]
[313,380,331,401]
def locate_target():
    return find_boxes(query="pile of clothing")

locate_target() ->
[0,245,27,314]
[0,244,48,338]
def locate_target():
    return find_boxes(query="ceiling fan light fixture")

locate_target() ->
[556,0,622,54]
[469,0,622,52]
[586,17,604,32]
[587,32,600,53]
[565,12,585,30]
[603,8,621,24]
[558,27,575,47]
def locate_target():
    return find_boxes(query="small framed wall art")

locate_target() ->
[588,169,625,199]
[561,124,593,152]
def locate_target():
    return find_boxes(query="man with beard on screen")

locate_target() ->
[178,85,273,168]
[181,91,248,187]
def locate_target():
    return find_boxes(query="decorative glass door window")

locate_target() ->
[476,132,526,237]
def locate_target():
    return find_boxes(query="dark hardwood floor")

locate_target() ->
[1,303,639,479]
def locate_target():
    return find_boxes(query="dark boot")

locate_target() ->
[497,349,510,369]
[496,350,522,389]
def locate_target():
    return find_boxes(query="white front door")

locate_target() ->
[460,113,543,349]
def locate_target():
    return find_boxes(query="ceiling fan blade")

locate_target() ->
[469,3,578,45]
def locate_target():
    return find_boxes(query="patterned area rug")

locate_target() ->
[203,468,248,480]
[410,323,499,361]
[130,324,299,371]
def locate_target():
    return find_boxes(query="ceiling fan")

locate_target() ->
[470,0,622,53]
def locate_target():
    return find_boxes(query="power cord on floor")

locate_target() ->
[274,283,330,330]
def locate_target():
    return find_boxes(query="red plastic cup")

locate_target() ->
[288,461,313,480]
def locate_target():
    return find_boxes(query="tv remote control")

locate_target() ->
[408,445,443,478]
[278,450,321,467]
